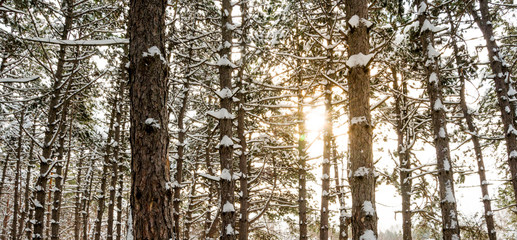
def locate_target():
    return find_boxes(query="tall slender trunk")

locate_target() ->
[93,96,117,240]
[466,0,517,203]
[82,157,95,240]
[74,152,84,240]
[417,1,460,239]
[0,154,8,200]
[173,51,190,240]
[345,0,378,239]
[107,81,125,240]
[20,122,36,240]
[393,68,412,240]
[129,0,173,238]
[11,112,24,240]
[50,100,72,240]
[447,6,496,238]
[218,0,236,239]
[33,0,74,238]
[183,162,198,240]
[295,32,308,240]
[238,1,249,239]
[332,139,348,240]
[320,2,334,238]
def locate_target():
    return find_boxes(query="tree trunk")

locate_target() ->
[93,95,117,240]
[20,122,36,240]
[447,6,496,239]
[218,0,236,239]
[466,0,517,204]
[345,0,378,239]
[128,0,173,239]
[74,152,84,240]
[332,139,348,240]
[393,68,412,240]
[417,1,460,239]
[108,80,125,240]
[33,0,74,237]
[11,112,24,240]
[238,1,249,239]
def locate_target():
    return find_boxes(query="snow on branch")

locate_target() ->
[0,75,39,83]
[24,37,129,46]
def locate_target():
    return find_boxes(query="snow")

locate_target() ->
[421,19,439,32]
[346,53,374,67]
[417,2,427,14]
[452,234,459,240]
[508,85,517,96]
[126,210,133,240]
[25,37,129,46]
[222,201,235,212]
[216,88,233,99]
[216,56,237,68]
[508,124,517,135]
[359,230,376,240]
[200,173,220,181]
[482,194,490,200]
[144,118,160,129]
[220,136,234,147]
[348,15,360,27]
[0,75,39,83]
[510,150,517,158]
[427,45,440,57]
[220,168,232,181]
[429,72,438,84]
[322,174,330,179]
[348,15,372,28]
[362,201,375,216]
[433,99,444,111]
[351,116,367,125]
[322,190,329,197]
[226,224,235,235]
[443,158,450,171]
[207,108,234,119]
[439,127,446,138]
[444,181,456,203]
[142,46,167,64]
[354,167,369,177]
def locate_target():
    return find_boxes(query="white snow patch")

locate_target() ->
[444,180,456,203]
[510,150,517,158]
[421,19,439,32]
[216,56,237,68]
[207,108,234,119]
[144,118,160,129]
[220,135,234,147]
[348,15,372,28]
[508,85,517,96]
[433,99,444,111]
[439,127,446,138]
[225,224,235,235]
[360,230,376,240]
[142,46,166,64]
[429,72,438,84]
[346,53,374,67]
[351,116,367,125]
[223,201,235,212]
[362,201,375,216]
[443,158,450,171]
[354,167,369,177]
[216,88,233,99]
[220,169,232,181]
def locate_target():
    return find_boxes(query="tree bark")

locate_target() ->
[393,68,412,240]
[218,0,236,239]
[238,1,249,239]
[11,112,24,240]
[345,0,378,239]
[466,0,517,205]
[128,0,173,239]
[20,122,36,240]
[417,1,460,239]
[33,0,74,238]
[447,5,496,238]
